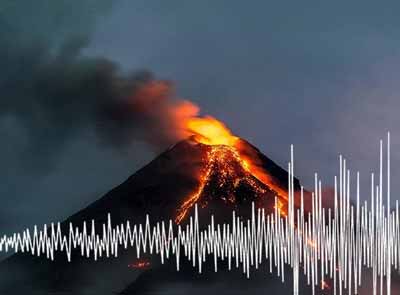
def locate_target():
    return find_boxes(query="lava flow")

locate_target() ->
[175,115,289,223]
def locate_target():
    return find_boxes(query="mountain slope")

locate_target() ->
[0,136,302,294]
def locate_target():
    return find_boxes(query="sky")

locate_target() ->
[1,0,400,237]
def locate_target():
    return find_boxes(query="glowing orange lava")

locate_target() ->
[175,115,289,223]
[274,199,287,217]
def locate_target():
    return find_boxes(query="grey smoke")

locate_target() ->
[0,0,186,173]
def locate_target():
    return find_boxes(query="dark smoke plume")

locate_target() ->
[0,0,198,171]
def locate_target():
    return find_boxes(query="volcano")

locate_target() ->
[0,118,307,294]
[62,116,303,229]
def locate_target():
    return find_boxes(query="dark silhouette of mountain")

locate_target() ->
[0,136,307,294]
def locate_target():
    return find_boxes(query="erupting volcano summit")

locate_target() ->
[175,115,300,223]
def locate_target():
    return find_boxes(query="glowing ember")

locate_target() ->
[128,260,151,269]
[274,199,287,217]
[175,114,289,223]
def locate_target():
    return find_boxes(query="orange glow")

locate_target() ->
[175,145,267,223]
[186,116,238,146]
[175,163,211,223]
[274,199,287,217]
[238,152,289,201]
[186,115,288,200]
[128,260,151,269]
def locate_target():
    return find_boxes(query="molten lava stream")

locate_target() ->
[175,116,289,223]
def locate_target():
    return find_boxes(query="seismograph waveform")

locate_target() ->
[1,134,399,295]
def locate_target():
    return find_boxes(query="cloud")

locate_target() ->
[0,0,199,173]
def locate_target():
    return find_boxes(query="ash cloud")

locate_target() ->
[0,0,197,172]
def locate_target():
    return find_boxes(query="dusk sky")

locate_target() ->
[1,0,400,236]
